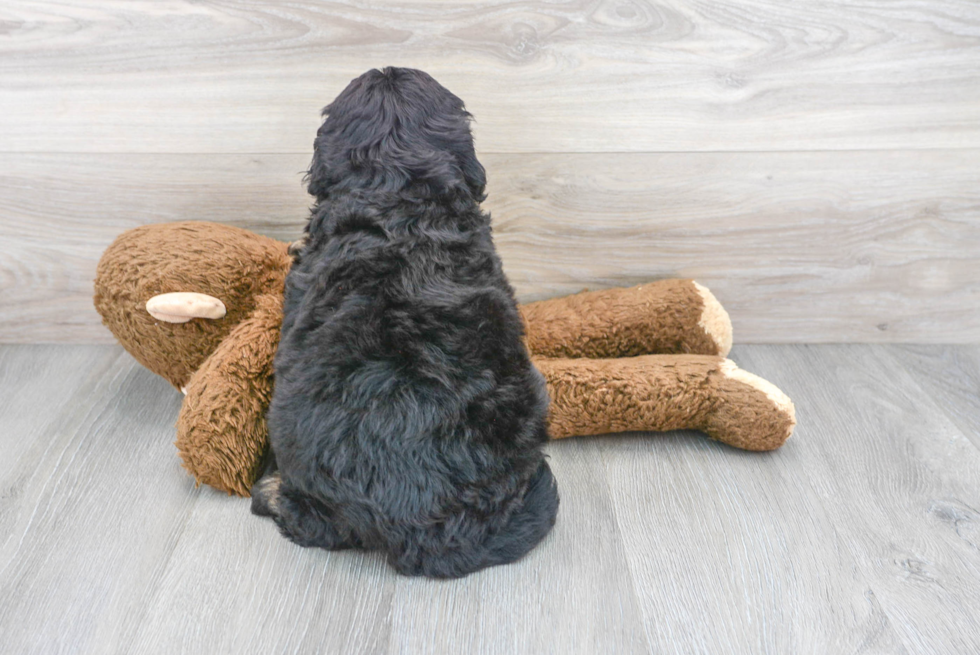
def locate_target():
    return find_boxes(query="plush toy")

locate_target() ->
[94,221,795,496]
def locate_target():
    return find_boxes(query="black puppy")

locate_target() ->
[251,67,558,578]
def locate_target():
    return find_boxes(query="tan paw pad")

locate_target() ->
[146,292,227,323]
[693,282,733,357]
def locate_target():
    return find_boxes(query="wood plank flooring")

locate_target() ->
[1,344,979,653]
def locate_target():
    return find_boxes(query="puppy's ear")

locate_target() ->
[306,147,331,199]
[461,154,486,201]
[305,72,376,199]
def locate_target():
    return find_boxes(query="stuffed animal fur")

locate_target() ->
[94,221,795,496]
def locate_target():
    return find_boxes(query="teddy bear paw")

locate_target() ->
[702,359,796,451]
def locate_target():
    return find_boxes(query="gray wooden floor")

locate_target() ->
[1,344,978,654]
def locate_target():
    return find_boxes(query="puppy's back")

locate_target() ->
[269,215,557,576]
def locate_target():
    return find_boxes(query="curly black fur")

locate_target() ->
[251,67,558,578]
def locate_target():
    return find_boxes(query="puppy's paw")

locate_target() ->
[287,236,307,260]
[250,471,282,517]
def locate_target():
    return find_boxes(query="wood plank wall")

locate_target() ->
[1,1,978,343]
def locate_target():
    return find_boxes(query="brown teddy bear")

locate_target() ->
[94,221,795,496]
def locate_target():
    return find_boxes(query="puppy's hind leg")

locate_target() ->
[266,483,360,551]
[251,451,359,550]
[392,460,559,578]
[476,460,559,569]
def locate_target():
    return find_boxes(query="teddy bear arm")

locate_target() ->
[535,354,794,451]
[175,295,283,496]
[94,222,292,389]
[520,280,732,360]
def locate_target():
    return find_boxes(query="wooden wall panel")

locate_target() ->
[1,1,979,153]
[1,1,978,343]
[2,150,977,343]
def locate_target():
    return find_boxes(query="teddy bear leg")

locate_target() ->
[520,280,732,360]
[534,354,794,451]
[176,295,283,496]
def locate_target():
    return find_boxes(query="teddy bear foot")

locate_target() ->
[522,279,734,359]
[701,360,796,451]
[692,282,732,358]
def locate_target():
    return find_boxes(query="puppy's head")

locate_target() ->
[307,67,486,201]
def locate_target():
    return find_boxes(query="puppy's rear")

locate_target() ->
[253,68,558,578]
